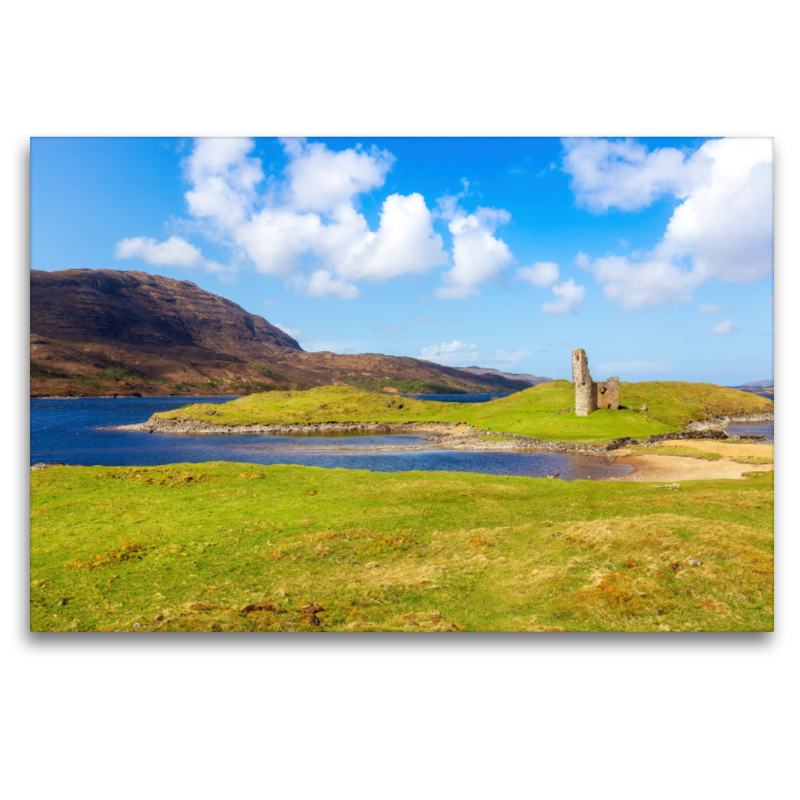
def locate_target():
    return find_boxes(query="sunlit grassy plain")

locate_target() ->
[30,382,774,632]
[153,381,773,445]
[31,463,773,632]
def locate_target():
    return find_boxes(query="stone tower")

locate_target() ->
[572,349,620,416]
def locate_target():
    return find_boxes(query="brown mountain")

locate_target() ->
[30,269,531,397]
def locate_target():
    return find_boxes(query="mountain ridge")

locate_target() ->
[460,366,552,386]
[30,269,532,397]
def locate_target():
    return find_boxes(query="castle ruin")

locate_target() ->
[572,349,619,416]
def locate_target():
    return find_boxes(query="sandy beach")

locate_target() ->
[612,439,774,482]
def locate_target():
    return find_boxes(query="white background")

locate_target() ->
[4,2,796,798]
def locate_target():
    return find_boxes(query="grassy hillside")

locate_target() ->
[153,381,774,445]
[30,464,774,632]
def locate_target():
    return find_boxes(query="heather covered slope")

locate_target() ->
[30,269,532,397]
[151,380,774,445]
[31,268,301,357]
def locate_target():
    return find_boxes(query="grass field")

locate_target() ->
[153,381,773,445]
[30,463,774,632]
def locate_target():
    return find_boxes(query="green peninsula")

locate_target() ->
[151,381,773,445]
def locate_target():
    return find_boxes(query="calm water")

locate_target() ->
[727,421,774,441]
[29,397,632,481]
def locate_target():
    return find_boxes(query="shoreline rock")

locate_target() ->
[110,411,772,457]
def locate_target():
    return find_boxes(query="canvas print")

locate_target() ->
[29,137,774,632]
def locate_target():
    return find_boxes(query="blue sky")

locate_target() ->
[31,136,773,384]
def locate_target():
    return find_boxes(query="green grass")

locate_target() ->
[30,464,774,632]
[96,360,143,382]
[341,376,525,394]
[152,381,773,445]
[248,363,289,382]
[628,446,722,461]
[732,456,774,465]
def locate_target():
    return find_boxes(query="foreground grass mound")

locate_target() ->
[31,464,773,632]
[153,381,773,445]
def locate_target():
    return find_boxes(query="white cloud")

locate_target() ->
[541,278,586,314]
[116,137,447,298]
[274,322,301,339]
[515,261,559,287]
[664,139,773,285]
[233,139,446,285]
[576,251,700,310]
[566,138,773,309]
[698,303,720,314]
[183,137,264,230]
[711,319,735,335]
[419,340,479,366]
[435,206,514,299]
[293,270,360,300]
[325,193,447,282]
[114,235,204,267]
[281,138,394,213]
[562,137,697,213]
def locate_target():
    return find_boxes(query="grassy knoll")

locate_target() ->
[31,464,773,632]
[153,381,773,445]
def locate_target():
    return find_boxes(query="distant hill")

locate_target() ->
[460,366,552,386]
[730,380,774,398]
[30,269,532,397]
[734,380,774,389]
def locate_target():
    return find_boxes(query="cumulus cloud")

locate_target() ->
[699,303,720,314]
[280,138,394,212]
[563,137,696,212]
[419,340,479,366]
[435,206,514,299]
[515,261,559,287]
[113,235,230,276]
[183,137,265,230]
[117,137,447,299]
[115,235,205,268]
[541,278,586,314]
[711,319,735,335]
[575,251,700,310]
[565,138,773,310]
[293,270,360,300]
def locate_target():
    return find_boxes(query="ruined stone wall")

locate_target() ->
[572,349,596,416]
[596,376,620,410]
[572,349,619,415]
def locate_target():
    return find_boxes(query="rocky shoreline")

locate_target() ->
[112,412,773,458]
